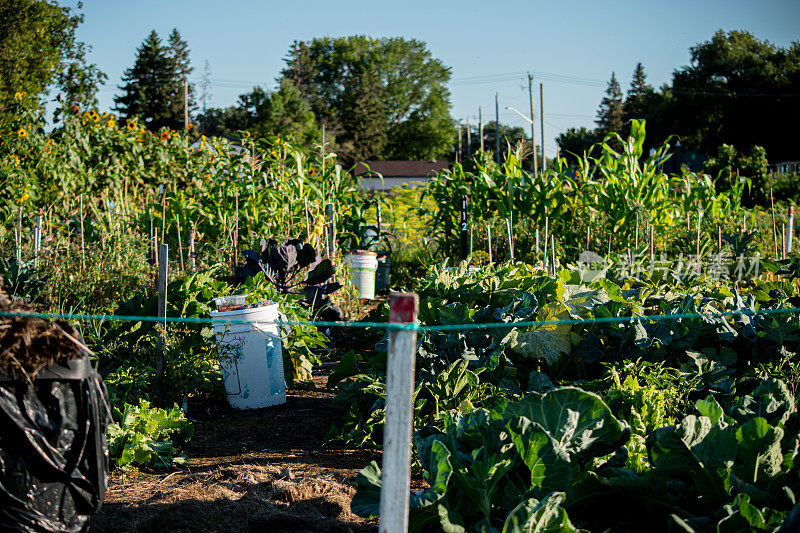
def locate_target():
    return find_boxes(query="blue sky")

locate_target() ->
[71,0,799,158]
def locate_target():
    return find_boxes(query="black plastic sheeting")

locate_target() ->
[0,354,110,532]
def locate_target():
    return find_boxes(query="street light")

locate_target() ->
[506,107,537,183]
[505,106,533,126]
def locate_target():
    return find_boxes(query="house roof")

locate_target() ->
[354,160,449,179]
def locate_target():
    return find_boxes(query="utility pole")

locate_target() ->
[539,83,546,172]
[457,126,462,164]
[184,79,188,143]
[479,107,484,152]
[528,73,538,180]
[465,118,471,161]
[495,93,501,165]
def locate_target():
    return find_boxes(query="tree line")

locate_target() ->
[2,3,798,173]
[557,30,800,168]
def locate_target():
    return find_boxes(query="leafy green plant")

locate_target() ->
[107,400,194,470]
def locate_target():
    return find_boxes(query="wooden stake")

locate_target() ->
[635,212,639,248]
[543,216,549,270]
[782,224,787,260]
[161,192,166,245]
[650,224,654,261]
[233,193,239,275]
[15,206,22,263]
[34,212,42,268]
[551,235,556,275]
[771,188,778,259]
[176,214,185,271]
[607,232,612,257]
[505,217,514,262]
[155,243,168,407]
[696,212,702,258]
[586,226,590,251]
[380,293,419,533]
[717,225,722,254]
[304,197,311,238]
[326,203,336,257]
[189,224,196,272]
[535,227,540,257]
[487,225,492,264]
[79,195,85,270]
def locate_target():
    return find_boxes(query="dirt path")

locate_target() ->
[90,372,380,533]
[89,298,396,532]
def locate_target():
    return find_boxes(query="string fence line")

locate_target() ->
[1,307,799,333]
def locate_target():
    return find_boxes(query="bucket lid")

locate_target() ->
[349,250,377,256]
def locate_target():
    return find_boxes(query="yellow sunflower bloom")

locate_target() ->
[160,131,170,141]
[17,128,28,138]
[187,123,193,130]
[127,121,137,132]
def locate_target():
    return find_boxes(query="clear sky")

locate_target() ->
[69,0,799,158]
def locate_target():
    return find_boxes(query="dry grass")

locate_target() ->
[91,464,376,533]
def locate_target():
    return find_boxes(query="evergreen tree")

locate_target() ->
[167,28,195,124]
[114,30,192,130]
[595,72,624,136]
[200,60,212,114]
[623,62,653,122]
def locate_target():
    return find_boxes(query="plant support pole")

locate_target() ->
[487,225,492,264]
[460,195,469,261]
[189,224,196,272]
[505,217,514,262]
[543,216,549,270]
[176,214,185,271]
[79,195,85,270]
[34,212,42,268]
[15,207,22,263]
[155,243,168,407]
[788,206,794,253]
[380,293,419,533]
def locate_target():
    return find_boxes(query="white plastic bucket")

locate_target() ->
[346,252,378,299]
[210,302,287,409]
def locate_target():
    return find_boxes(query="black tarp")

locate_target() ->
[0,354,110,532]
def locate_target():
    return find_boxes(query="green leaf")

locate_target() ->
[734,417,784,486]
[350,461,382,518]
[696,395,725,426]
[501,492,581,533]
[505,387,629,463]
[732,379,796,427]
[506,418,571,491]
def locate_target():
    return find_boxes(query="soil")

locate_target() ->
[89,294,404,533]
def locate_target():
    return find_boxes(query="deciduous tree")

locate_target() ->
[281,36,455,163]
[0,0,105,131]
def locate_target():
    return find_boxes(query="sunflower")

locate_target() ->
[17,128,28,138]
[188,147,194,152]
[186,123,193,130]
[127,121,137,132]
[160,131,170,141]
[13,92,25,101]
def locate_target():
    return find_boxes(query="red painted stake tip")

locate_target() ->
[389,292,419,324]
